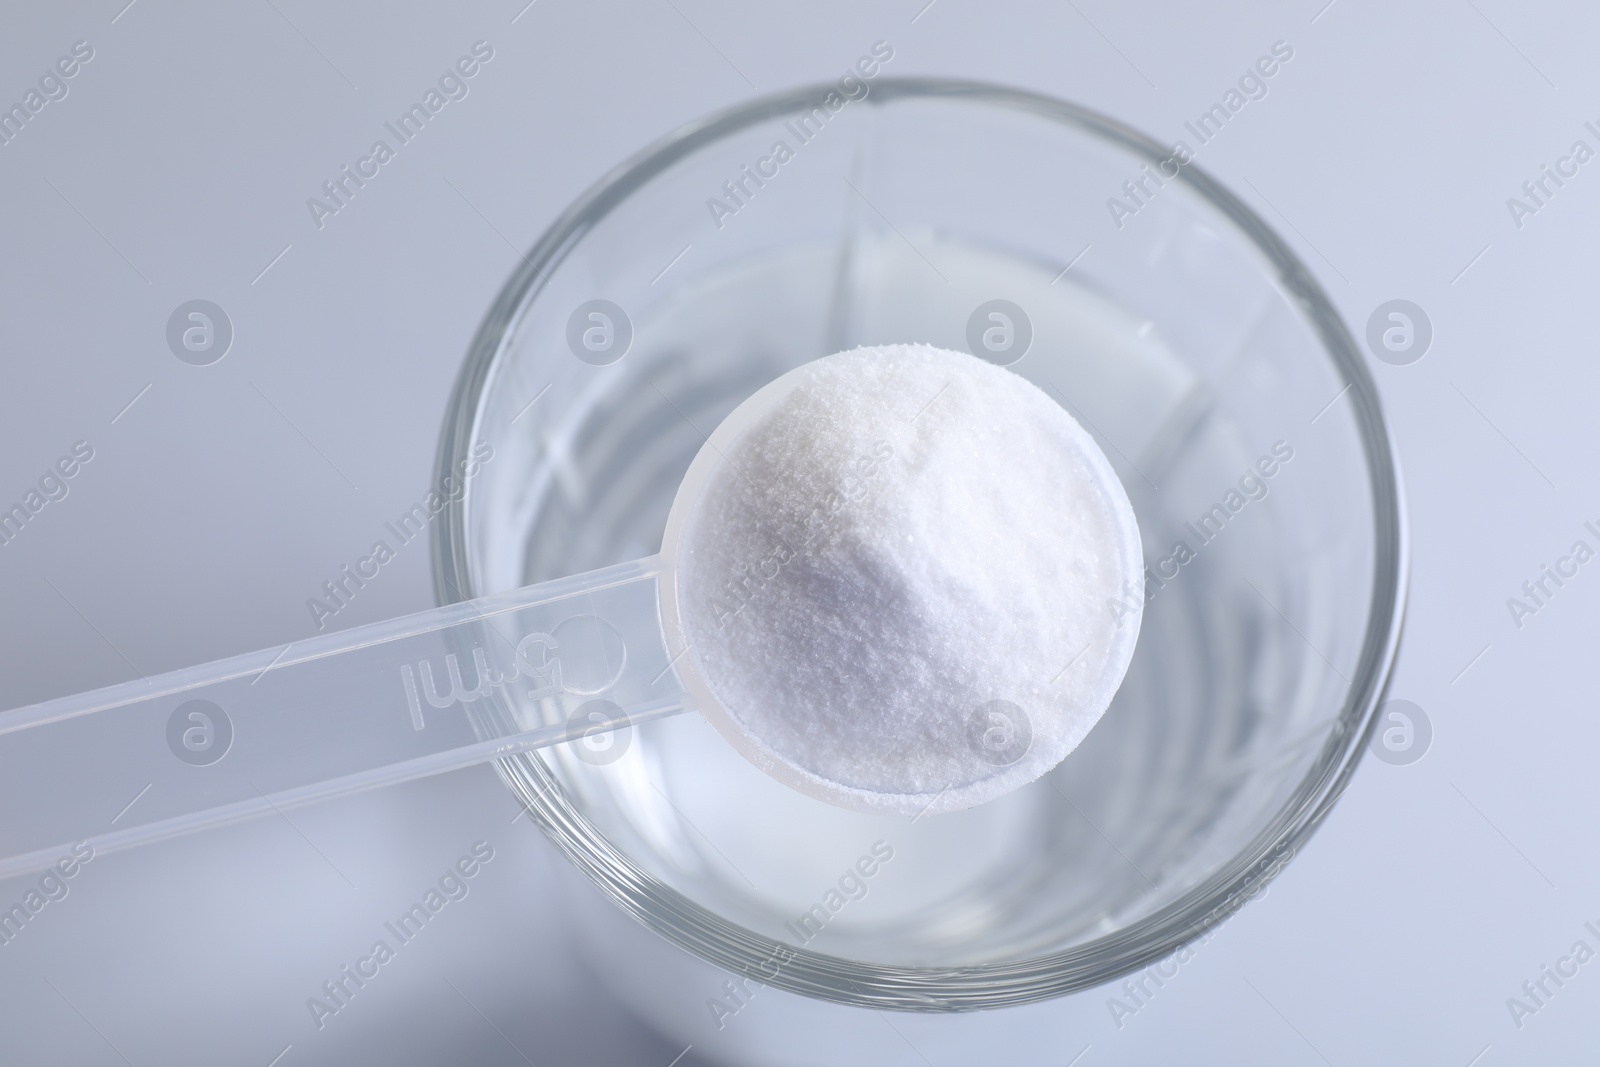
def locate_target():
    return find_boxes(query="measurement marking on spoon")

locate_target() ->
[401,617,627,730]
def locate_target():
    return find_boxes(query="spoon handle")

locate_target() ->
[0,555,685,881]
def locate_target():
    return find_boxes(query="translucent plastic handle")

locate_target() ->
[0,556,687,881]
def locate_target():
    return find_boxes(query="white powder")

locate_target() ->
[664,344,1143,815]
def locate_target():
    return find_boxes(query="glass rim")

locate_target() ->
[432,76,1410,1009]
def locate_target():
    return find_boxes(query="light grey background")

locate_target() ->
[1,0,1596,1063]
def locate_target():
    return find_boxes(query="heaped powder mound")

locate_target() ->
[668,344,1144,815]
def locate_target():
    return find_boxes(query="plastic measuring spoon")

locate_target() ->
[0,349,1144,879]
[0,361,803,883]
[0,553,692,881]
